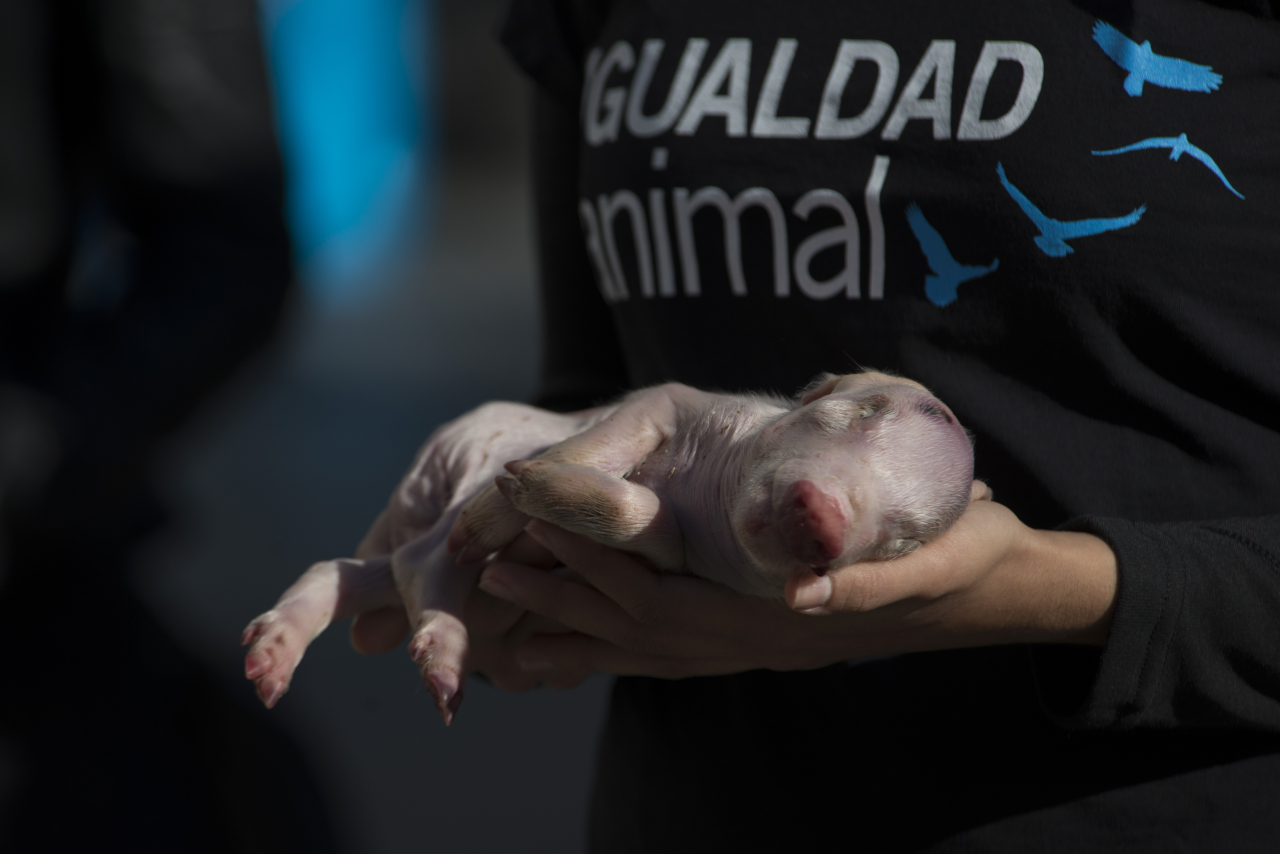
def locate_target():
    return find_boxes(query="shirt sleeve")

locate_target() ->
[1033,515,1280,732]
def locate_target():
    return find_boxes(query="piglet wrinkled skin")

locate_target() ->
[243,371,975,723]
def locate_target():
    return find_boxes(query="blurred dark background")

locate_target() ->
[0,0,609,851]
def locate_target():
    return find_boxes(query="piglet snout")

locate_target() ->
[780,480,849,572]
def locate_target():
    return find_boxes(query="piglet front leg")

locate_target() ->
[495,459,684,571]
[448,383,691,565]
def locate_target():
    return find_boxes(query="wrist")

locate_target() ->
[1017,528,1119,646]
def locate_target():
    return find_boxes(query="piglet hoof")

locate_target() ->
[408,617,469,725]
[421,670,464,726]
[242,613,302,709]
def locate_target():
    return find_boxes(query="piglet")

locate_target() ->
[450,371,975,599]
[243,371,976,723]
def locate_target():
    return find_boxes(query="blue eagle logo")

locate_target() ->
[1092,133,1245,199]
[1092,21,1222,97]
[904,204,999,307]
[997,163,1146,257]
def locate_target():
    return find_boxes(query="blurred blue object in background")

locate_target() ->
[260,0,435,307]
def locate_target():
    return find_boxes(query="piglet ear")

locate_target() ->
[799,373,841,405]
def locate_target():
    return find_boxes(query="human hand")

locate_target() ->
[474,484,1118,679]
[242,402,597,721]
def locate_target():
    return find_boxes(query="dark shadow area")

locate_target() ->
[1,1,608,852]
[0,0,340,850]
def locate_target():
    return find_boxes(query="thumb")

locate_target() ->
[786,571,833,613]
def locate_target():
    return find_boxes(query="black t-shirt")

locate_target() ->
[502,1,1280,850]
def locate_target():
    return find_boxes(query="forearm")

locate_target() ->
[1036,514,1280,731]
[792,497,1119,653]
[1008,528,1118,647]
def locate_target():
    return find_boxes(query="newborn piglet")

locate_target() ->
[243,371,976,724]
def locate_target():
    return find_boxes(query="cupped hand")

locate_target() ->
[476,485,1118,679]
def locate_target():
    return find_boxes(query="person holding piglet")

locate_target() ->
[248,2,1280,850]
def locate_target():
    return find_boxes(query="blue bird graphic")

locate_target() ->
[996,162,1146,257]
[1092,21,1222,97]
[1093,133,1245,199]
[904,203,999,307]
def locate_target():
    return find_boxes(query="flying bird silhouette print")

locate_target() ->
[996,163,1146,257]
[1093,133,1245,199]
[1092,21,1222,97]
[904,203,998,307]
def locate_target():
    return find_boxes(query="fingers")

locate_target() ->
[479,559,651,653]
[476,524,851,678]
[465,557,589,689]
[479,557,726,677]
[472,600,592,691]
[243,557,397,708]
[792,483,997,615]
[492,529,561,570]
[478,533,730,660]
[501,607,576,647]
[787,499,1021,616]
[786,570,834,613]
[461,533,561,649]
[786,546,941,614]
[521,519,673,618]
[520,520,784,641]
[787,562,902,615]
[788,540,956,615]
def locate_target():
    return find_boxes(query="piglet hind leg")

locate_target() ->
[391,514,494,725]
[242,556,398,708]
[448,386,686,563]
